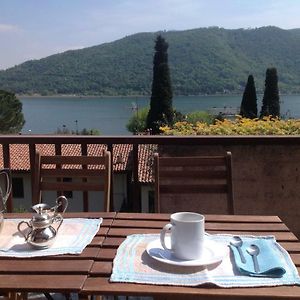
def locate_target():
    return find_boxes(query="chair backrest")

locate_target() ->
[154,151,234,214]
[33,151,111,212]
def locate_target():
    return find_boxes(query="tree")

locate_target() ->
[240,75,257,118]
[146,35,173,134]
[260,68,280,118]
[0,90,25,133]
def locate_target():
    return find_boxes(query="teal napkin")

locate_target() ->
[229,236,286,278]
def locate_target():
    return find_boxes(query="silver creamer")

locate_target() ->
[17,196,68,249]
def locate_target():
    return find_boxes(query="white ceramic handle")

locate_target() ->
[160,223,173,251]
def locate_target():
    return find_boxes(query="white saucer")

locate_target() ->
[146,237,227,267]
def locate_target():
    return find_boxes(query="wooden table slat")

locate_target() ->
[89,236,105,246]
[97,248,117,260]
[0,260,93,274]
[103,237,126,248]
[82,277,300,299]
[90,261,112,275]
[97,227,109,236]
[0,275,86,292]
[112,219,289,231]
[116,213,282,223]
[5,212,116,219]
[290,254,300,266]
[106,228,298,241]
[280,242,300,252]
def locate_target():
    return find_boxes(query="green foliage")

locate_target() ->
[0,90,25,133]
[147,35,173,134]
[1,27,299,96]
[126,107,149,134]
[173,109,185,123]
[161,116,300,135]
[260,68,280,118]
[186,111,214,124]
[81,128,101,135]
[55,126,100,135]
[240,75,257,118]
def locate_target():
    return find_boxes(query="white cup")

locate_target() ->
[160,212,205,260]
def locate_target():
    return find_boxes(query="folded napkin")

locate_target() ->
[110,233,300,288]
[0,218,102,257]
[229,236,286,278]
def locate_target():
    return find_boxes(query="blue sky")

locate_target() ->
[0,0,300,70]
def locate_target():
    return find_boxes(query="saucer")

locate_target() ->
[146,237,227,267]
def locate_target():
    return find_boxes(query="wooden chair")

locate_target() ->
[154,151,234,214]
[33,150,111,212]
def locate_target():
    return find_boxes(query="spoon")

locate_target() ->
[230,236,246,264]
[247,244,260,273]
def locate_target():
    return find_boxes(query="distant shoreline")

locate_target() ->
[18,93,245,98]
[18,93,298,98]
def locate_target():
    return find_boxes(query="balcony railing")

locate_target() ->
[1,134,300,237]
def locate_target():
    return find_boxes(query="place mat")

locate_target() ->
[110,233,300,287]
[0,218,102,257]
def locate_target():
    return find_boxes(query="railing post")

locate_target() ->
[54,143,64,208]
[132,144,141,212]
[29,144,37,206]
[81,143,88,212]
[3,144,12,212]
[107,143,114,211]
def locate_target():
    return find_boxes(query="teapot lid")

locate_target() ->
[32,212,52,227]
[32,203,51,214]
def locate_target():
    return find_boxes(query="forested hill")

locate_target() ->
[1,26,300,96]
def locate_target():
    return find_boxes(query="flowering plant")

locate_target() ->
[160,116,300,135]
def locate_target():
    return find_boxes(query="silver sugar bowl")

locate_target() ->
[17,196,68,249]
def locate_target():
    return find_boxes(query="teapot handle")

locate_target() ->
[0,169,12,206]
[55,196,68,214]
[17,221,32,240]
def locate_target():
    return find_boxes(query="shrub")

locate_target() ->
[160,116,300,135]
[186,111,214,124]
[127,107,149,134]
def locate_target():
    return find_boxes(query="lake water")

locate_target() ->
[19,95,300,135]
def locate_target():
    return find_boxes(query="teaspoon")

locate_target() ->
[247,244,260,273]
[230,236,246,264]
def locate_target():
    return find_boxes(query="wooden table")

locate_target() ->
[0,212,115,294]
[82,213,300,300]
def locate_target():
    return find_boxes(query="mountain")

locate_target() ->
[0,26,300,96]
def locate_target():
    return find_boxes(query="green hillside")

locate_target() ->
[0,26,300,96]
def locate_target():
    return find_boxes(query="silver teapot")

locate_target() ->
[0,169,12,233]
[17,196,68,249]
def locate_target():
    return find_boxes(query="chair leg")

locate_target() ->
[5,293,25,300]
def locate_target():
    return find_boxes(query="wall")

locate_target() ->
[160,144,300,238]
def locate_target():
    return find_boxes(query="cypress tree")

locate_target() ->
[146,35,173,134]
[0,90,25,133]
[260,68,280,118]
[240,75,257,118]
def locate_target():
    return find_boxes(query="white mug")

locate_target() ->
[160,212,205,260]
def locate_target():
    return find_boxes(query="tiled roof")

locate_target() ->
[138,144,157,183]
[0,143,155,183]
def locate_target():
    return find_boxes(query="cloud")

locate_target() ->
[0,23,20,33]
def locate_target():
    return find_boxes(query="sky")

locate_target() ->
[1,0,300,70]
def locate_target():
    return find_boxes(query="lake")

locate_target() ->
[19,95,300,135]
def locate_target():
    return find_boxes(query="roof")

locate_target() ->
[0,143,155,183]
